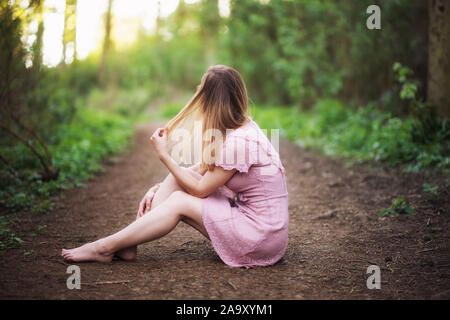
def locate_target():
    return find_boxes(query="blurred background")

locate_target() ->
[0,0,449,237]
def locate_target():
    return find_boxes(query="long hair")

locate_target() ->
[166,65,249,170]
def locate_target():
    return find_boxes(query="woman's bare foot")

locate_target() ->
[61,239,114,263]
[115,246,137,261]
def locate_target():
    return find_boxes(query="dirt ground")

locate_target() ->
[0,122,449,300]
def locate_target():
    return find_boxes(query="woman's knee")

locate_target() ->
[166,190,187,212]
[167,190,187,203]
[167,190,201,219]
[152,174,182,208]
[158,168,201,197]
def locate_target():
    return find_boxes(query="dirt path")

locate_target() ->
[0,122,449,299]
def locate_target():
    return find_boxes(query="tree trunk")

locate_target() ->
[62,0,77,66]
[98,0,113,85]
[62,2,67,66]
[32,3,44,69]
[428,0,450,118]
[73,1,77,62]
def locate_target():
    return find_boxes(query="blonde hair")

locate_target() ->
[166,65,249,170]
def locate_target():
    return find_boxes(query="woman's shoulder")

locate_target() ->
[225,118,261,142]
[216,118,285,174]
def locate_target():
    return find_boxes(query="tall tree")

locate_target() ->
[0,0,59,181]
[98,0,114,85]
[428,0,450,118]
[62,0,77,65]
[31,1,44,69]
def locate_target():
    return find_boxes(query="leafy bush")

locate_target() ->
[0,105,133,212]
[393,62,449,147]
[251,99,449,171]
[52,107,132,184]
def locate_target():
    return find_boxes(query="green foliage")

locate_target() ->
[423,183,439,196]
[223,0,428,108]
[393,62,449,146]
[250,99,449,171]
[157,103,183,119]
[393,63,418,101]
[102,26,208,95]
[108,88,154,117]
[0,216,23,255]
[52,107,132,184]
[0,105,133,214]
[379,198,415,217]
[0,102,133,251]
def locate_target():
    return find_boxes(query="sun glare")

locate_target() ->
[42,0,65,66]
[42,0,190,67]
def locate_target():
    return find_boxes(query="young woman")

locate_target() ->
[61,65,289,268]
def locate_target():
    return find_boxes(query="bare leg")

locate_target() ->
[61,190,204,262]
[154,167,208,236]
[115,167,207,261]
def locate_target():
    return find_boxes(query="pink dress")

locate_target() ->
[202,119,289,267]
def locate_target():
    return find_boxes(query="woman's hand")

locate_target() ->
[137,183,160,219]
[150,127,168,160]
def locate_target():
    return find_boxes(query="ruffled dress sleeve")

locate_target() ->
[214,133,254,173]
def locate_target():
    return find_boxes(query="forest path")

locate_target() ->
[0,122,449,299]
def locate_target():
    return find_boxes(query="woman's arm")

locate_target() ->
[151,128,236,198]
[160,153,235,198]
